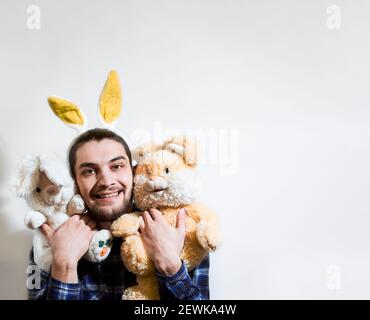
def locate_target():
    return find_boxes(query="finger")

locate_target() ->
[176,208,186,232]
[147,208,157,220]
[40,223,54,241]
[70,214,81,222]
[69,214,83,226]
[149,208,164,221]
[142,211,153,225]
[138,216,145,232]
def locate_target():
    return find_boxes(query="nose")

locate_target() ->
[42,185,62,204]
[144,176,169,192]
[44,185,61,197]
[97,168,115,187]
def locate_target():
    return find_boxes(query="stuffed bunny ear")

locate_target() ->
[163,135,199,167]
[98,70,122,130]
[38,154,72,187]
[132,142,163,165]
[48,96,88,134]
[12,156,39,199]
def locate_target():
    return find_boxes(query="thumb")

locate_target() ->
[40,223,54,241]
[176,208,186,233]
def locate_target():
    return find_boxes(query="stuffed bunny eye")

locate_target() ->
[165,168,169,174]
[36,187,41,193]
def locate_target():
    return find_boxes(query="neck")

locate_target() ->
[97,203,133,230]
[98,221,113,229]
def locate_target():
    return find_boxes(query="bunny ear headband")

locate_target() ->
[47,70,122,134]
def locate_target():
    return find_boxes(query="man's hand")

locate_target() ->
[40,214,97,283]
[139,208,186,276]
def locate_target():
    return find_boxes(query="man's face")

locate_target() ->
[74,139,133,222]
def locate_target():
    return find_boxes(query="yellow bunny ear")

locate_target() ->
[48,96,87,133]
[98,70,122,127]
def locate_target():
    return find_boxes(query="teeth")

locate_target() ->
[97,192,119,199]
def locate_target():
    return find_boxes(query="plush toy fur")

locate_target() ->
[14,154,113,272]
[14,70,123,272]
[111,135,221,300]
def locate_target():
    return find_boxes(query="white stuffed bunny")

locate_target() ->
[14,70,124,272]
[14,153,113,272]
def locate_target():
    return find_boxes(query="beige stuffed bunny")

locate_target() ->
[111,135,221,300]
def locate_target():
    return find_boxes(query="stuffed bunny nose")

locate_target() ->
[42,185,62,204]
[143,177,169,192]
[44,185,60,196]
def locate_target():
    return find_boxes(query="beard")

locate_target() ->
[87,195,132,222]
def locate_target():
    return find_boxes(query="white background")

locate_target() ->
[1,0,370,299]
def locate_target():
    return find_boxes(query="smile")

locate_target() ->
[94,191,121,199]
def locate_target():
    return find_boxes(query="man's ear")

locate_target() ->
[162,135,199,167]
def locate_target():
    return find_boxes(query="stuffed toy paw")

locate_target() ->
[67,194,87,214]
[85,230,113,262]
[24,210,47,229]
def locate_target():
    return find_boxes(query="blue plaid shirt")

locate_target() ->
[28,237,210,300]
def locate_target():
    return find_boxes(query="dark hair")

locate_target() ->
[68,128,132,179]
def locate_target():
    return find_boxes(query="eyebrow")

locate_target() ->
[78,155,127,169]
[109,156,127,163]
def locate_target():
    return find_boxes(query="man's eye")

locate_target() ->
[82,169,95,176]
[112,164,124,170]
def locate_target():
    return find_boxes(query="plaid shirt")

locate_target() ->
[28,237,210,300]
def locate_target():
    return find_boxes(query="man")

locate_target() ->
[28,128,210,300]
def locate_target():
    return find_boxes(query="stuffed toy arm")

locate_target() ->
[24,210,47,229]
[67,194,87,215]
[196,218,221,252]
[187,204,222,252]
[111,212,142,237]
